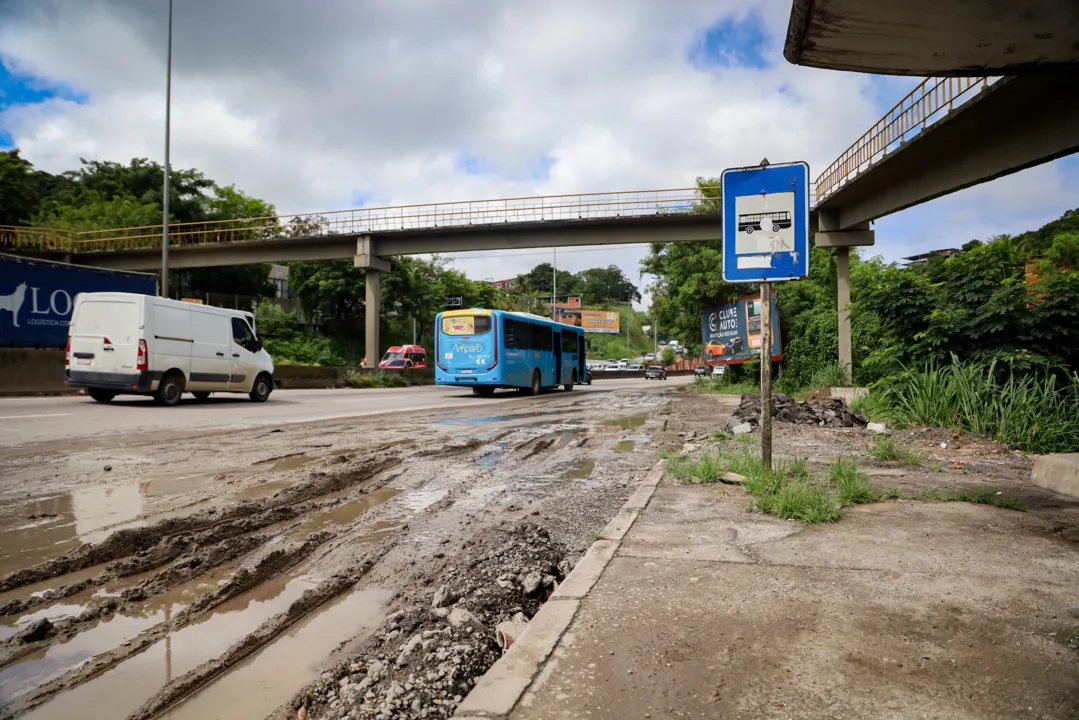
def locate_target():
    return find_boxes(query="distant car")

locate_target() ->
[644,365,667,380]
[694,366,710,377]
[644,353,655,361]
[604,361,619,371]
[628,364,644,371]
[379,344,427,369]
[617,361,629,369]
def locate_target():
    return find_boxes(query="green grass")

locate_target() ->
[664,454,697,481]
[342,371,422,388]
[849,391,900,425]
[691,377,759,395]
[828,458,880,505]
[914,488,1026,511]
[868,435,923,466]
[881,356,1079,454]
[711,429,734,442]
[585,528,605,543]
[808,362,850,389]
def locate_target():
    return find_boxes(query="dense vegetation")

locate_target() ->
[643,177,1079,451]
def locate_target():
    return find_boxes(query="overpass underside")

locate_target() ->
[815,71,1079,232]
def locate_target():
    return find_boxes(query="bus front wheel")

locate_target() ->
[528,370,541,396]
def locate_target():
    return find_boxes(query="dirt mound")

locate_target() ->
[728,392,867,430]
[291,522,571,720]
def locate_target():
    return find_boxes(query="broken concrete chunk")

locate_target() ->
[431,584,456,608]
[867,422,888,433]
[731,422,754,435]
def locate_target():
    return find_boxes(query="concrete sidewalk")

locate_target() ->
[458,465,1079,719]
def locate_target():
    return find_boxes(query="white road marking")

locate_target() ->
[0,413,72,420]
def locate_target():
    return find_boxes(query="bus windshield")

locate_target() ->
[441,315,492,335]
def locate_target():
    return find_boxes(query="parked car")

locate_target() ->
[379,344,427,369]
[644,365,667,380]
[66,292,274,406]
[617,360,629,369]
[644,352,655,361]
[694,365,710,377]
[604,361,619,371]
[628,364,643,371]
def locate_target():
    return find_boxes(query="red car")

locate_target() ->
[379,345,428,369]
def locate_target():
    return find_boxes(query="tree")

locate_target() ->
[577,265,641,304]
[0,149,40,226]
[516,262,578,297]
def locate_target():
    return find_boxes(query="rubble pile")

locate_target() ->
[728,393,868,431]
[295,522,571,720]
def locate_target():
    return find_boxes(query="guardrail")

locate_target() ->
[815,76,995,201]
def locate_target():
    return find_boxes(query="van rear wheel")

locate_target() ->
[89,389,116,403]
[249,373,272,403]
[154,372,185,407]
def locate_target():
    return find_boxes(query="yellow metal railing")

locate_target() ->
[3,187,738,254]
[0,225,76,252]
[815,76,995,201]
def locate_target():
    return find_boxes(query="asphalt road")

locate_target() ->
[0,376,691,448]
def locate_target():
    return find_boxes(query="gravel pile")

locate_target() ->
[293,522,571,720]
[728,393,868,430]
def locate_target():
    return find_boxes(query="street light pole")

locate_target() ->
[161,0,173,299]
[551,248,557,320]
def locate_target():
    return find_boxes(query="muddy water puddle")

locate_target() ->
[561,458,595,479]
[297,489,402,535]
[613,440,636,452]
[0,563,241,700]
[161,587,391,720]
[19,573,321,719]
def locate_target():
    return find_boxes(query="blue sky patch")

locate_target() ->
[456,154,487,176]
[0,59,89,110]
[0,57,89,150]
[689,12,771,70]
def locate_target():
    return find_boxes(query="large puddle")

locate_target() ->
[18,572,320,719]
[161,587,390,720]
[0,562,241,702]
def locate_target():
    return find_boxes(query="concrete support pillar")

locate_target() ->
[815,221,874,386]
[355,235,391,370]
[835,246,852,384]
[364,268,381,370]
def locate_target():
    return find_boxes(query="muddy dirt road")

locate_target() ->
[0,382,685,719]
[0,378,686,448]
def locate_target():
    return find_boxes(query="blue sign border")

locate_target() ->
[721,161,810,283]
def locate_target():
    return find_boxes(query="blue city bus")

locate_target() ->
[434,309,587,396]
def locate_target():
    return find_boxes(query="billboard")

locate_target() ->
[700,291,782,365]
[1,253,157,349]
[579,310,620,334]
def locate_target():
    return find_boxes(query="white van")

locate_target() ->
[66,293,275,406]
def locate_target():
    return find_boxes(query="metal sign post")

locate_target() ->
[759,282,773,468]
[721,159,809,471]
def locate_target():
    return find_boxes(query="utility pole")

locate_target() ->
[625,290,631,361]
[161,0,173,299]
[551,248,557,320]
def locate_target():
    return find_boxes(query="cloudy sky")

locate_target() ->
[2,0,1076,309]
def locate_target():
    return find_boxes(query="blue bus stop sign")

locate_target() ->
[721,161,810,283]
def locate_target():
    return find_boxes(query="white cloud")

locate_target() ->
[1,0,1075,310]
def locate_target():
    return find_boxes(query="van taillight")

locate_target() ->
[137,339,148,371]
[65,334,71,366]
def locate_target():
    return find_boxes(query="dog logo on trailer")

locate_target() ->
[0,282,27,328]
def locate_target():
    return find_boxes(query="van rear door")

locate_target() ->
[70,296,141,376]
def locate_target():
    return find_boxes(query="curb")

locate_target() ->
[454,460,665,719]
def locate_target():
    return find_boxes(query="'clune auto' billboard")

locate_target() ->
[700,291,782,365]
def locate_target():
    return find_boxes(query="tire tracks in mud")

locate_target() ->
[2,533,339,719]
[0,451,405,594]
[127,554,388,720]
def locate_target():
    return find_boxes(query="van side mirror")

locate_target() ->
[251,338,263,352]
